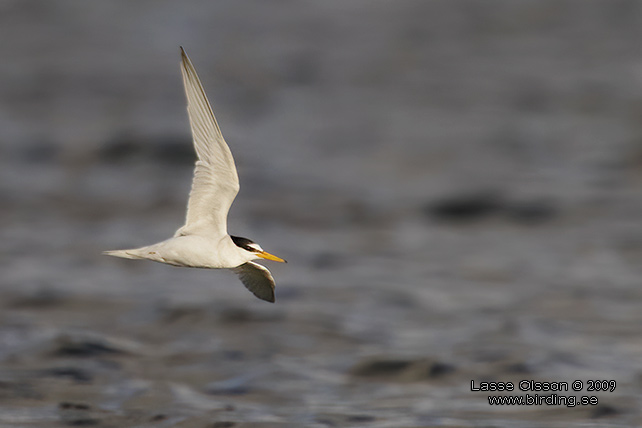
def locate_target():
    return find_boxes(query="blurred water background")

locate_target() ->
[1,1,642,426]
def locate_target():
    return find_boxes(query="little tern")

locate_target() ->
[104,47,286,303]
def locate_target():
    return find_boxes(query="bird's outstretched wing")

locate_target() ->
[232,262,276,303]
[176,47,240,238]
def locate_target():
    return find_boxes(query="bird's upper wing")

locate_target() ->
[176,47,239,238]
[232,262,276,303]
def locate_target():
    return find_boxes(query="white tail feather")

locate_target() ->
[102,249,144,260]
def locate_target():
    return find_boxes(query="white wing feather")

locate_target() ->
[176,47,239,238]
[233,262,276,303]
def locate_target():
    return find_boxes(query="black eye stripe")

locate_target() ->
[231,235,258,252]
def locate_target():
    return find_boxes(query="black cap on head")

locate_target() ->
[231,236,257,252]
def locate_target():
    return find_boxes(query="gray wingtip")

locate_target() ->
[180,46,189,62]
[252,288,275,303]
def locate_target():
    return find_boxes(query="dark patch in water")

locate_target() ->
[58,402,98,426]
[425,192,502,223]
[41,367,93,383]
[59,402,91,410]
[150,414,167,421]
[425,192,558,225]
[591,404,620,418]
[350,359,412,377]
[351,357,456,381]
[52,335,129,357]
[54,341,123,357]
[347,414,376,423]
[427,361,456,377]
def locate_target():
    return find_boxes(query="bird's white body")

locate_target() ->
[106,235,251,269]
[104,48,286,303]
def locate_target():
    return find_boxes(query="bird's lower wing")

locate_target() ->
[232,262,276,303]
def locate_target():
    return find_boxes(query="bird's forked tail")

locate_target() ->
[102,249,144,260]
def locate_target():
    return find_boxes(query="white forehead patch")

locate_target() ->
[247,243,263,252]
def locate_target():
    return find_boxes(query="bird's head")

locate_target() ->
[231,235,287,263]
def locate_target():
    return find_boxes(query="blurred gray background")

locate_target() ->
[1,1,642,426]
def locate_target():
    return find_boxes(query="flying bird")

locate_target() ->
[104,47,286,303]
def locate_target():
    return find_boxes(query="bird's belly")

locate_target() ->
[153,236,226,269]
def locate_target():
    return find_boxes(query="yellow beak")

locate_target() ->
[257,250,287,263]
